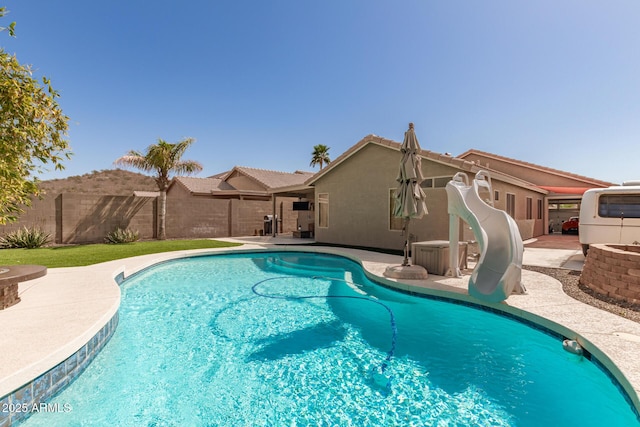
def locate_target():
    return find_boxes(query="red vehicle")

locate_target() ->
[562,216,579,234]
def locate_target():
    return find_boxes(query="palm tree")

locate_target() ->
[114,138,202,240]
[310,144,331,170]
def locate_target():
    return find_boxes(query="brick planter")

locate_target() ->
[580,244,640,305]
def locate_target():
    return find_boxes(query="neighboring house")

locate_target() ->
[165,166,314,238]
[307,135,547,251]
[224,166,313,195]
[457,150,614,231]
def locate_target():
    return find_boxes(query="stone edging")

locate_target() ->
[0,313,119,426]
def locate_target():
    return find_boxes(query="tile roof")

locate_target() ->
[172,168,315,195]
[207,171,230,179]
[173,176,234,194]
[231,166,315,190]
[457,149,615,187]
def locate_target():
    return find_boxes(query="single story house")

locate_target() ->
[165,166,314,238]
[302,134,612,252]
[456,150,614,231]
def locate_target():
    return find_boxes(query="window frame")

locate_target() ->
[537,199,543,220]
[389,189,404,231]
[421,175,453,189]
[506,193,516,218]
[598,194,640,218]
[318,193,329,228]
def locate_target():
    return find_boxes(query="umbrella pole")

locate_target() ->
[403,217,410,266]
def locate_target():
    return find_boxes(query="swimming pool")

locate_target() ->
[21,251,640,426]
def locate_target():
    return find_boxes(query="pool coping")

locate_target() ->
[1,242,640,419]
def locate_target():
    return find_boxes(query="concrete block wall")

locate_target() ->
[59,194,156,244]
[580,244,640,305]
[1,193,301,244]
[229,199,297,237]
[165,196,231,239]
[230,200,273,236]
[0,197,57,239]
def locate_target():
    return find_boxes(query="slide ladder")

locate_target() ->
[445,171,525,302]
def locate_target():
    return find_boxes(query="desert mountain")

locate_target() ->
[38,169,158,196]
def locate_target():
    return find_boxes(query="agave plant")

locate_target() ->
[0,227,52,249]
[104,228,140,244]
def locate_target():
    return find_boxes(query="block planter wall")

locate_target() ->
[580,244,640,305]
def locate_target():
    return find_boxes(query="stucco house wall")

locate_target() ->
[224,172,265,192]
[312,137,546,251]
[313,143,458,251]
[312,143,399,248]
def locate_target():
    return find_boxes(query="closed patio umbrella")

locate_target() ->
[393,123,428,266]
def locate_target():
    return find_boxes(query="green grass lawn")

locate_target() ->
[0,239,242,268]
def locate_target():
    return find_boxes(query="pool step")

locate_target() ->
[264,255,348,276]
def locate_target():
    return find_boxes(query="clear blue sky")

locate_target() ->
[4,0,639,184]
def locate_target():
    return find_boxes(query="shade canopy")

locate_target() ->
[393,123,428,219]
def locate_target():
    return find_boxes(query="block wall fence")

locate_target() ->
[580,244,640,305]
[0,194,299,244]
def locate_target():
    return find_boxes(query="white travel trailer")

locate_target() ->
[579,181,640,255]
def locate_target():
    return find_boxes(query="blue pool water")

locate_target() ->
[22,252,639,426]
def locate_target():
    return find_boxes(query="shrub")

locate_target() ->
[0,227,52,249]
[105,228,139,244]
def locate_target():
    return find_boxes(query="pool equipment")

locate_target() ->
[563,339,584,356]
[251,275,397,393]
[446,170,526,302]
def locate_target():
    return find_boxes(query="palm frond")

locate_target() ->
[113,152,153,172]
[172,160,203,175]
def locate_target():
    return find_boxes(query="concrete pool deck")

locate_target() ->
[1,236,640,416]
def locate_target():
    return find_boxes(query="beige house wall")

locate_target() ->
[225,173,264,191]
[314,144,405,250]
[313,143,545,251]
